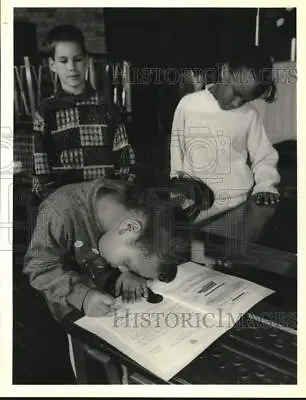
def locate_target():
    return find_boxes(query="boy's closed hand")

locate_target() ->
[253,192,280,206]
[115,271,149,303]
[83,289,115,317]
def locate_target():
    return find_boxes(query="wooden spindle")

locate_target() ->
[24,56,36,122]
[88,57,97,89]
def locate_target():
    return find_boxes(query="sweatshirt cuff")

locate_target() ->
[67,282,93,311]
[252,186,279,195]
[170,172,180,179]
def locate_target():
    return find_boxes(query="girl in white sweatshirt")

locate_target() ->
[171,45,280,219]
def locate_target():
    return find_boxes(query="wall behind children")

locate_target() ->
[14,8,107,55]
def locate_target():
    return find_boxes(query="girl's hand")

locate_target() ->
[115,271,149,303]
[253,192,280,206]
[213,259,233,271]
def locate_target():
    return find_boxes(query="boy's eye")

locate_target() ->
[57,57,83,64]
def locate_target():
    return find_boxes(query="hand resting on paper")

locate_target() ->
[115,270,149,303]
[115,271,164,303]
[202,256,234,272]
[212,259,234,271]
[114,271,164,303]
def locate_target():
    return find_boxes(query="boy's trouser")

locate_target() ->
[67,334,128,384]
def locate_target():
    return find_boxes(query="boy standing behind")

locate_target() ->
[32,25,135,200]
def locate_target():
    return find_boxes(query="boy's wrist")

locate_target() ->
[67,283,93,312]
[81,288,96,313]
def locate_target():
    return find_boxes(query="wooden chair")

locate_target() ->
[14,57,58,123]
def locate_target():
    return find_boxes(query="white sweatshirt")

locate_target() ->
[170,87,280,210]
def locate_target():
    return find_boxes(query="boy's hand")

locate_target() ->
[253,192,280,206]
[115,271,149,303]
[83,289,115,317]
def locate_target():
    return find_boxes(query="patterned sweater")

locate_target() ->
[32,83,135,196]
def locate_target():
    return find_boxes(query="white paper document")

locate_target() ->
[75,262,274,381]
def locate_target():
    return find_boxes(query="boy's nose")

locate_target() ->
[67,61,76,71]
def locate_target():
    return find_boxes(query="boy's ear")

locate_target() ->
[49,57,57,73]
[118,219,142,236]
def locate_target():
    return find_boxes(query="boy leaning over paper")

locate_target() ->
[23,177,215,321]
[22,176,216,381]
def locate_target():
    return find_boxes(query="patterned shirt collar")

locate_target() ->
[55,81,96,102]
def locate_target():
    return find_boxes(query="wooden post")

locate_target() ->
[290,37,296,61]
[14,66,30,115]
[123,61,132,112]
[88,57,97,89]
[255,8,260,46]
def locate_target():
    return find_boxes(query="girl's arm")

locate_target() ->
[247,109,280,195]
